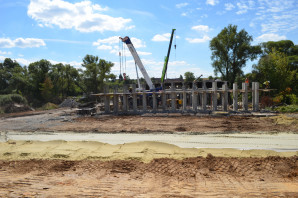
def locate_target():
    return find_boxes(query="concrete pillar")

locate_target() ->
[233,83,238,111]
[122,85,128,113]
[182,84,187,112]
[202,81,207,111]
[132,84,137,113]
[212,81,217,111]
[255,82,259,111]
[223,84,228,111]
[153,91,157,113]
[252,82,256,111]
[142,86,147,112]
[104,86,110,113]
[171,82,176,112]
[242,83,248,111]
[161,83,166,111]
[113,86,119,114]
[192,83,198,112]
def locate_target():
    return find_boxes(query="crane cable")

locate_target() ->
[119,39,122,76]
[123,43,127,74]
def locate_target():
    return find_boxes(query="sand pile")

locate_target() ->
[0,140,297,162]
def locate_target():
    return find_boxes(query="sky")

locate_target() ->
[0,0,297,79]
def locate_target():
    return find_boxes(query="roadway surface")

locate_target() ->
[1,131,297,152]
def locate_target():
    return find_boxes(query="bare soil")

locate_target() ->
[0,108,297,133]
[0,156,297,197]
[0,108,297,197]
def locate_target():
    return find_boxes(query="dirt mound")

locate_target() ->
[59,98,79,108]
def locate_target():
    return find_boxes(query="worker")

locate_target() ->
[263,81,270,89]
[245,77,249,84]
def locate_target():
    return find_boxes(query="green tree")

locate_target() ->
[82,55,114,93]
[28,59,51,103]
[40,76,54,102]
[261,40,298,70]
[50,63,81,99]
[210,24,261,87]
[184,72,195,82]
[252,49,296,93]
[0,58,28,94]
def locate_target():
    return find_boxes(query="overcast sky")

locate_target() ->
[0,0,297,79]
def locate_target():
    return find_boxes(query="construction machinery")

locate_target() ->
[119,36,155,91]
[161,29,176,85]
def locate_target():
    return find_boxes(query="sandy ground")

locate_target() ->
[0,108,297,197]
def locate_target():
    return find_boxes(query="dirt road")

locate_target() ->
[0,108,297,133]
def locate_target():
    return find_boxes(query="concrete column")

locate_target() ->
[153,91,157,113]
[142,86,147,112]
[202,81,207,111]
[122,85,128,113]
[223,84,228,111]
[161,83,166,111]
[233,83,238,111]
[192,83,198,112]
[171,82,176,112]
[182,84,187,112]
[252,82,256,111]
[242,83,248,111]
[132,84,137,113]
[104,86,110,113]
[255,82,259,111]
[212,81,217,111]
[113,86,119,114]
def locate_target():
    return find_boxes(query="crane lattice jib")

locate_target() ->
[161,29,176,84]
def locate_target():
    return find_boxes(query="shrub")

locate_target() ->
[274,105,298,113]
[0,94,27,106]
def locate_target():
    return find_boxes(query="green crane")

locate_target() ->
[161,28,176,85]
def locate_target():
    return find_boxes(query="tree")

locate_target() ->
[253,40,298,94]
[253,49,296,94]
[28,59,51,103]
[82,55,114,93]
[210,24,261,87]
[0,58,28,94]
[261,40,298,70]
[40,76,54,102]
[184,72,195,82]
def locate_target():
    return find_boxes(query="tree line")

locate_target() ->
[0,24,297,107]
[0,55,115,107]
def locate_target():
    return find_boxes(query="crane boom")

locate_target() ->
[119,36,155,90]
[161,29,176,84]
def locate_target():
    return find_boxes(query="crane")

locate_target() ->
[161,28,176,85]
[119,36,155,90]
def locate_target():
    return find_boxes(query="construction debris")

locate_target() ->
[59,98,79,108]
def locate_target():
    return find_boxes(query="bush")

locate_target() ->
[274,105,298,113]
[0,94,27,106]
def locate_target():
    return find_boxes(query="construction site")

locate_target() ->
[0,28,297,197]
